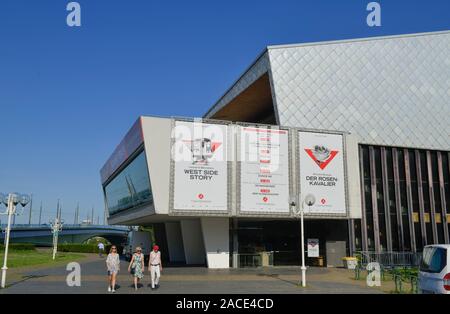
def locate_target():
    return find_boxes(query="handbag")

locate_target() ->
[130,266,135,275]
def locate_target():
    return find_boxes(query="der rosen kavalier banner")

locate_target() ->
[298,131,347,215]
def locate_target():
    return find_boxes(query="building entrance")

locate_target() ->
[236,219,349,267]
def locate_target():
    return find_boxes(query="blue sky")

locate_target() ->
[0,0,449,224]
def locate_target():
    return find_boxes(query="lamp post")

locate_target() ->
[291,193,315,287]
[49,216,64,260]
[0,192,31,288]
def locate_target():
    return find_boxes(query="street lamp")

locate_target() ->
[0,192,30,288]
[291,193,316,287]
[49,216,64,260]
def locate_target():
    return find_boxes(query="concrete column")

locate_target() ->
[165,222,185,263]
[201,217,229,269]
[180,219,206,265]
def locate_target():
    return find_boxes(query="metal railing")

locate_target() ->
[356,251,422,268]
[237,252,274,268]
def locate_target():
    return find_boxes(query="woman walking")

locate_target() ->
[128,246,145,291]
[106,245,120,293]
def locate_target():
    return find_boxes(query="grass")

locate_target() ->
[0,249,86,269]
[351,267,420,294]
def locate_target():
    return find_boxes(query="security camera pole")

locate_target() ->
[0,193,30,288]
[291,193,315,287]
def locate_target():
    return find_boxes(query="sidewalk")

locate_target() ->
[1,257,385,294]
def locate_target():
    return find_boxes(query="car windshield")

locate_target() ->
[420,247,447,273]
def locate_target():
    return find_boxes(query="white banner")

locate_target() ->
[172,121,228,211]
[298,132,346,215]
[239,127,290,213]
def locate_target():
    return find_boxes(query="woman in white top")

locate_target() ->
[106,245,120,293]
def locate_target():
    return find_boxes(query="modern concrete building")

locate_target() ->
[101,31,450,268]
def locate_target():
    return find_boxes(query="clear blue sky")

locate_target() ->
[0,0,449,224]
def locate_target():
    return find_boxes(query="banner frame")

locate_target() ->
[236,122,293,218]
[296,128,350,218]
[169,117,233,217]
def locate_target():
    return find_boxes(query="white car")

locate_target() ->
[419,244,450,294]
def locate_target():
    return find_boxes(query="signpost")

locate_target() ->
[307,238,320,258]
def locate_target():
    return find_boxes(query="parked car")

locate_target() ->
[419,244,450,294]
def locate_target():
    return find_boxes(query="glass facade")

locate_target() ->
[359,146,450,252]
[104,150,153,215]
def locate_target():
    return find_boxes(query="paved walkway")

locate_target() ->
[1,256,385,294]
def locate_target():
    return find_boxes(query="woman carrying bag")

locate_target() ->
[128,246,145,291]
[106,245,120,293]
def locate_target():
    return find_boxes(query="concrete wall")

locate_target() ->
[201,217,229,268]
[165,222,185,263]
[142,116,172,215]
[180,219,206,265]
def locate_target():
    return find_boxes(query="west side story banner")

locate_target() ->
[239,126,290,214]
[298,131,347,215]
[172,120,228,211]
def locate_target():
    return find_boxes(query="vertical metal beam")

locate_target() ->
[369,147,381,253]
[404,149,417,252]
[380,147,393,252]
[348,219,356,256]
[426,151,438,244]
[437,152,449,244]
[415,150,427,246]
[359,146,369,251]
[231,218,239,268]
[392,148,405,251]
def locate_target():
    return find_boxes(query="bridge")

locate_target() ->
[0,224,129,246]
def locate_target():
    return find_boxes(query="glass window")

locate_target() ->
[442,153,450,242]
[386,148,399,251]
[420,151,434,242]
[104,151,153,215]
[361,146,374,250]
[431,152,445,244]
[409,150,423,251]
[420,247,447,273]
[374,148,387,251]
[398,149,411,251]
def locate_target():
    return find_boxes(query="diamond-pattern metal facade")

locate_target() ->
[269,32,450,150]
[206,31,450,151]
[205,52,270,118]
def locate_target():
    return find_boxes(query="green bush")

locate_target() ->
[59,244,100,253]
[0,243,36,251]
[58,243,114,254]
